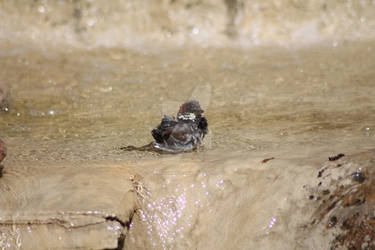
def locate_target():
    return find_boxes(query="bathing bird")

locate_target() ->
[120,100,208,153]
[151,100,208,153]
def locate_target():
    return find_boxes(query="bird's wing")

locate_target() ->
[152,116,178,143]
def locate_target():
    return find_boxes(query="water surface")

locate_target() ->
[0,41,375,249]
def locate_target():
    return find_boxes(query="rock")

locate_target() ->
[306,151,375,249]
[0,163,138,249]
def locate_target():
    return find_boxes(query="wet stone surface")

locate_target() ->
[0,139,6,164]
[0,36,375,249]
[0,139,5,178]
[0,163,138,249]
[0,87,10,112]
[1,0,375,248]
[307,151,375,250]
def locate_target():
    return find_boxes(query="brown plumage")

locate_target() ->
[151,100,208,153]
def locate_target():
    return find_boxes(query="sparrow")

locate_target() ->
[151,100,208,153]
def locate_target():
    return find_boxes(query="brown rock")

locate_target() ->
[309,151,375,249]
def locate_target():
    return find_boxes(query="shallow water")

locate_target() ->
[1,42,375,165]
[0,40,375,249]
[2,1,375,248]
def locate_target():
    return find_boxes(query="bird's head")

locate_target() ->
[177,100,204,121]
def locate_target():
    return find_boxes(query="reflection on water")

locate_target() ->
[0,40,375,248]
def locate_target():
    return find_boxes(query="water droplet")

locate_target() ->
[87,18,97,27]
[268,217,277,228]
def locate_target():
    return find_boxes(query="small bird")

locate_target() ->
[120,100,208,153]
[151,100,208,153]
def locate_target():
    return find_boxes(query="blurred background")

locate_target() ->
[1,0,375,49]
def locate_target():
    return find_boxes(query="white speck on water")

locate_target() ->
[38,6,45,13]
[268,217,277,228]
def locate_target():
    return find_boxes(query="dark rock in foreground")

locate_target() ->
[307,151,375,249]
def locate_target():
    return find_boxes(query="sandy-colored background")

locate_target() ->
[1,0,375,48]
